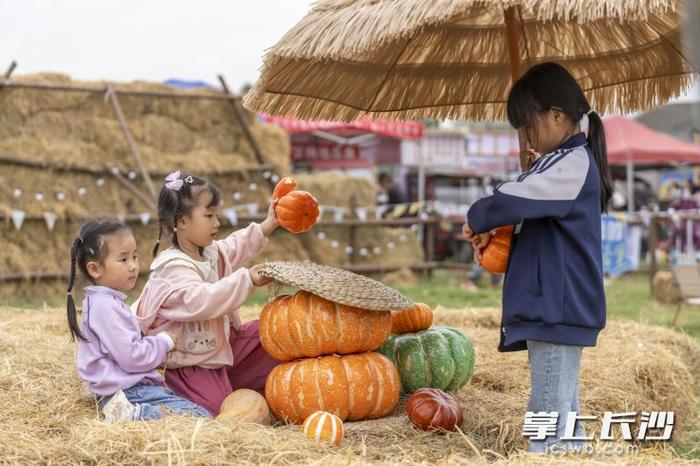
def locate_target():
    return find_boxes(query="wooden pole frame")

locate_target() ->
[217,75,276,189]
[106,86,158,200]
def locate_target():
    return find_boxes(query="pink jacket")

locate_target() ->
[133,223,268,369]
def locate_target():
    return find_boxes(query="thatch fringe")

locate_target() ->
[244,0,693,122]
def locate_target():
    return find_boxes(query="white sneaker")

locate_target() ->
[102,390,139,423]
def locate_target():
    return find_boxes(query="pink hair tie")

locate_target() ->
[165,171,183,191]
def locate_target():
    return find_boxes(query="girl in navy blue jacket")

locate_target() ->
[464,62,612,453]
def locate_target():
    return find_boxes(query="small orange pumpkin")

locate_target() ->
[480,225,513,274]
[391,303,433,334]
[272,177,297,201]
[302,411,345,446]
[275,191,319,233]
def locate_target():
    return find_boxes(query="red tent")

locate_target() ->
[604,115,700,166]
[259,115,424,139]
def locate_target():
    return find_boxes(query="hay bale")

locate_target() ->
[381,267,417,287]
[294,171,375,208]
[652,271,681,304]
[1,305,696,464]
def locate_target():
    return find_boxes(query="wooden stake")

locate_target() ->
[217,75,275,189]
[3,61,17,80]
[105,166,156,212]
[106,86,157,200]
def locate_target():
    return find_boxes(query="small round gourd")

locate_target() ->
[406,388,463,432]
[302,410,345,446]
[218,389,270,424]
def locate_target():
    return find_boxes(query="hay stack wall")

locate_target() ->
[0,74,421,299]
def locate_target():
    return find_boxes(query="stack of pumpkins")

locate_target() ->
[379,303,476,395]
[260,291,401,424]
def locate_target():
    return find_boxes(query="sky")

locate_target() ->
[1,0,314,93]
[1,0,697,104]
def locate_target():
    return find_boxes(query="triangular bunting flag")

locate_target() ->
[223,208,238,226]
[43,211,57,232]
[375,205,388,220]
[139,213,151,225]
[10,210,26,230]
[355,207,367,222]
[246,203,259,216]
[318,205,325,219]
[334,208,345,222]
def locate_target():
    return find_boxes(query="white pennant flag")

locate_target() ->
[43,211,57,231]
[318,205,325,219]
[116,214,126,223]
[10,210,26,230]
[139,212,151,225]
[334,208,345,222]
[355,207,368,222]
[375,205,388,220]
[246,203,259,216]
[223,208,238,226]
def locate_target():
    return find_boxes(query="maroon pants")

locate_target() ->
[165,320,279,416]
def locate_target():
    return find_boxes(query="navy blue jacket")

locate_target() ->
[467,133,606,352]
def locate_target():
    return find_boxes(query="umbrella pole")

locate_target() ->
[626,160,635,213]
[504,7,529,171]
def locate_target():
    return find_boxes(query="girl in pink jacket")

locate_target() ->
[133,171,279,415]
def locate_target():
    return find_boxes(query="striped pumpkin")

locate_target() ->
[259,291,392,361]
[302,411,345,446]
[265,352,401,424]
[391,303,433,334]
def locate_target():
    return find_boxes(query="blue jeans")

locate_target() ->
[527,340,586,453]
[100,383,212,421]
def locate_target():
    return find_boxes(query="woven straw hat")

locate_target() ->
[258,261,414,311]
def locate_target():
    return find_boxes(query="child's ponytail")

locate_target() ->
[67,236,86,342]
[152,220,163,258]
[586,110,613,212]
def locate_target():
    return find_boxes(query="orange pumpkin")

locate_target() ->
[480,225,513,274]
[265,352,401,424]
[275,191,319,233]
[391,303,433,334]
[302,411,345,446]
[260,291,392,361]
[272,177,297,201]
[406,388,463,433]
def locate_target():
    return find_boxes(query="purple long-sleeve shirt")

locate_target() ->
[76,286,171,396]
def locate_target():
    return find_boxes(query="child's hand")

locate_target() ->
[249,263,273,287]
[261,200,279,236]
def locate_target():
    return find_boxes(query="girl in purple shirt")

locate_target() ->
[67,219,211,422]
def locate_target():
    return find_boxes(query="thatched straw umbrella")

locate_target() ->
[245,0,695,167]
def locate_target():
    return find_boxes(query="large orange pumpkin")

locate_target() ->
[480,225,513,274]
[265,352,401,424]
[391,303,433,334]
[272,177,297,201]
[260,291,392,361]
[275,191,319,233]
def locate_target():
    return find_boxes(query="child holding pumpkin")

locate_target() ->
[67,219,211,422]
[463,63,611,453]
[133,171,280,416]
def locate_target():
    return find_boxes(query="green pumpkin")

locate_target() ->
[377,326,475,394]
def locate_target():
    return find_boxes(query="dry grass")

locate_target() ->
[0,304,697,465]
